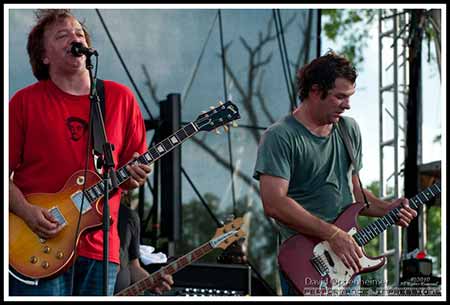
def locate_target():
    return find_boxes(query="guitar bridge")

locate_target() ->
[311,256,328,276]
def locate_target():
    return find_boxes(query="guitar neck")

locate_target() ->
[115,122,199,184]
[83,122,200,202]
[354,183,441,246]
[81,101,240,203]
[116,241,213,296]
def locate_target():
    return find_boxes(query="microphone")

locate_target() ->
[70,42,98,57]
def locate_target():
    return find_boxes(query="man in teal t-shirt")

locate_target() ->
[253,50,417,296]
[254,114,362,239]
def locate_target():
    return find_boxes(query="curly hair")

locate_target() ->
[27,9,92,80]
[296,50,357,101]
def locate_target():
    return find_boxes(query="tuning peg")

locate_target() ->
[215,128,221,134]
[209,106,215,110]
[223,125,229,132]
[218,100,224,105]
[232,121,238,128]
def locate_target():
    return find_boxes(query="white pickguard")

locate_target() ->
[312,227,384,295]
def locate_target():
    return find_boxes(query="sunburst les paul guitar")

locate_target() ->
[9,101,240,280]
[278,182,441,296]
[115,217,245,296]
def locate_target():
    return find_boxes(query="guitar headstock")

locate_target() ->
[210,217,246,250]
[195,101,240,132]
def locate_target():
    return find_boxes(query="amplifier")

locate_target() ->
[402,258,433,277]
[400,258,441,288]
[142,262,275,296]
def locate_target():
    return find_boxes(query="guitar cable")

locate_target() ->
[68,55,100,296]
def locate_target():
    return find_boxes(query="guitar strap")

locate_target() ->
[91,79,106,171]
[336,119,370,208]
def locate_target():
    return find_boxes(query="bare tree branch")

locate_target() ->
[255,70,276,124]
[142,64,159,106]
[190,136,260,191]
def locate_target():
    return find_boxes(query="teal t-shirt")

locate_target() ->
[253,114,363,240]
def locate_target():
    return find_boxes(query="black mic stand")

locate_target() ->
[85,54,119,296]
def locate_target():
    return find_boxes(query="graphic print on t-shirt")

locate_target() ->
[66,116,88,141]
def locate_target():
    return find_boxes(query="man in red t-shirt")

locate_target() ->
[9,9,172,296]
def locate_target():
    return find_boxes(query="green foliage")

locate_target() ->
[322,9,377,70]
[426,205,441,273]
[176,193,225,263]
[358,180,381,287]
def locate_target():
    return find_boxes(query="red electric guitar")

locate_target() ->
[278,182,441,296]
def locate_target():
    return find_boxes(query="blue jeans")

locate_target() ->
[9,256,119,296]
[279,271,361,296]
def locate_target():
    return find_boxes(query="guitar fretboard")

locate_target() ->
[116,241,213,296]
[353,183,441,246]
[77,101,239,204]
[82,122,200,203]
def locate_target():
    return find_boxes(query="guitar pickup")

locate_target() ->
[48,206,67,227]
[36,207,67,243]
[70,191,92,214]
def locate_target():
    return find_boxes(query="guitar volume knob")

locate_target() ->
[56,251,64,259]
[30,256,38,264]
[43,246,51,253]
[41,261,49,269]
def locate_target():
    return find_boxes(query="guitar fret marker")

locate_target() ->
[170,136,179,144]
[119,168,128,178]
[118,170,127,182]
[157,145,165,153]
[144,153,152,162]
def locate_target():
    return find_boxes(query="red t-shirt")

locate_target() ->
[9,79,147,264]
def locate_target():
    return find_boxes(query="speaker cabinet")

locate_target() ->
[143,262,275,296]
